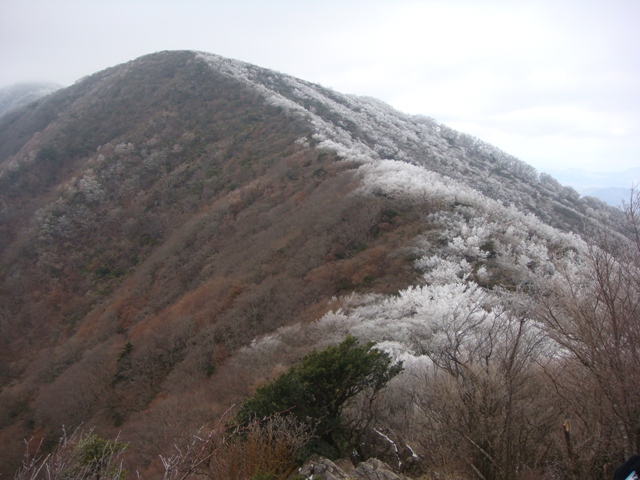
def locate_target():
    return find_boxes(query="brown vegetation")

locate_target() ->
[1,51,637,478]
[0,52,427,476]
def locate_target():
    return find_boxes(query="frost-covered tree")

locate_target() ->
[414,304,555,480]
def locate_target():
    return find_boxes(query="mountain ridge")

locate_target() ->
[1,50,622,229]
[0,50,636,478]
[198,51,622,229]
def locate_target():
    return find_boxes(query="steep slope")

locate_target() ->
[193,52,621,232]
[0,51,633,478]
[0,51,426,474]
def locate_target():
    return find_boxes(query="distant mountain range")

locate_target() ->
[545,166,640,207]
[580,186,631,207]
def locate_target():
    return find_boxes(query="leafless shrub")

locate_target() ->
[532,186,640,478]
[14,427,127,480]
[160,412,312,480]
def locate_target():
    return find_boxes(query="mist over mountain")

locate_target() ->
[0,82,61,118]
[0,51,637,479]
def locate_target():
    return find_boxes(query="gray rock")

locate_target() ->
[294,454,351,480]
[293,455,411,480]
[352,458,410,480]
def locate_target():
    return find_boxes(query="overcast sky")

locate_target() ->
[1,0,639,180]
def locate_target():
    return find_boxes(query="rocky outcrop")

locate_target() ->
[352,458,413,480]
[293,455,412,480]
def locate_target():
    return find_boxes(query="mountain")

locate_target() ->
[546,166,640,206]
[0,51,636,479]
[583,186,630,207]
[0,82,61,118]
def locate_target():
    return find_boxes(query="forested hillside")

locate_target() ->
[0,51,637,479]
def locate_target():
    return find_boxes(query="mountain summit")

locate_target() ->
[0,51,635,478]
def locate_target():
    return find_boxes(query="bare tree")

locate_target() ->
[534,186,640,477]
[415,304,557,479]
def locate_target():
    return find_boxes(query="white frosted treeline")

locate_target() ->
[197,51,590,370]
[196,51,539,188]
